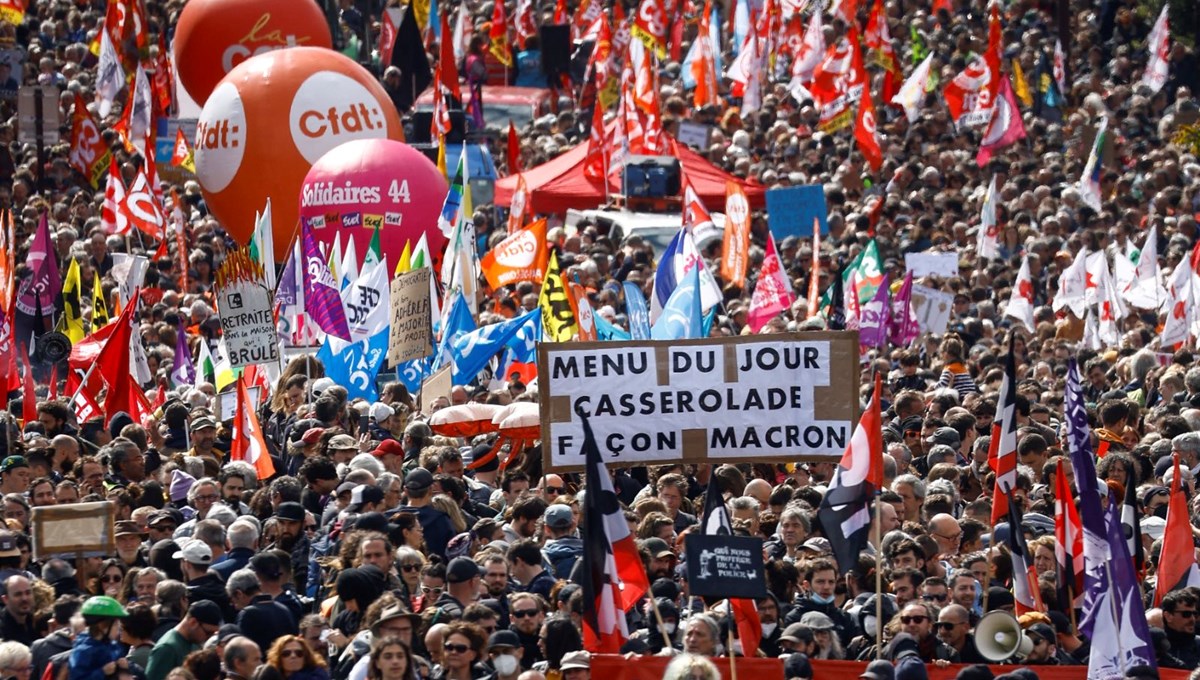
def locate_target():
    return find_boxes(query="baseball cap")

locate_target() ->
[544,504,574,529]
[1024,623,1056,643]
[189,416,216,433]
[349,485,385,511]
[310,377,335,396]
[148,509,181,528]
[188,600,224,627]
[372,440,405,458]
[328,434,357,450]
[640,537,674,558]
[336,481,357,496]
[860,659,895,680]
[172,540,213,565]
[1141,515,1166,540]
[274,501,306,523]
[487,630,522,650]
[0,531,19,558]
[301,428,326,445]
[371,402,394,423]
[801,537,832,554]
[404,468,434,492]
[114,521,143,538]
[0,455,27,474]
[925,426,961,448]
[559,651,590,671]
[446,557,482,584]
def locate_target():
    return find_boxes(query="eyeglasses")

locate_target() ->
[444,644,470,654]
[900,615,929,624]
[934,532,963,542]
[922,594,947,602]
[421,586,443,595]
[936,621,961,630]
[304,525,317,532]
[512,608,540,618]
[281,649,306,658]
[544,486,564,495]
[101,574,123,583]
[1172,610,1197,619]
[402,564,421,572]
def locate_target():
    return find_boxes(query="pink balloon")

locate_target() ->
[299,139,449,273]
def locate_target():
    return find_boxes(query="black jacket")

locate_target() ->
[188,572,236,623]
[212,547,256,582]
[782,596,858,647]
[0,606,36,645]
[238,594,299,654]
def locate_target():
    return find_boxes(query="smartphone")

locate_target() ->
[359,412,369,434]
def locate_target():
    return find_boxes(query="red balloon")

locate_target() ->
[300,140,449,274]
[193,47,405,261]
[173,0,332,105]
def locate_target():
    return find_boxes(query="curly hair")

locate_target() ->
[266,635,326,674]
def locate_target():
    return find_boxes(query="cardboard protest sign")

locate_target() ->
[31,501,116,560]
[684,534,768,599]
[420,364,453,413]
[539,332,859,471]
[388,268,433,366]
[215,250,279,369]
[910,284,954,336]
[904,252,959,278]
[765,184,828,240]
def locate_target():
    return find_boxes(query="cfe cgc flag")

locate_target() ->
[214,250,279,369]
[481,218,549,289]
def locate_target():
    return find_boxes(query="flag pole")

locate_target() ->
[727,600,738,680]
[874,490,883,659]
[647,595,668,647]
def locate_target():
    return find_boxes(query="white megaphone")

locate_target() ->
[975,611,1035,663]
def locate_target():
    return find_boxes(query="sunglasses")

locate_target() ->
[402,564,421,572]
[544,486,564,495]
[282,649,306,658]
[444,644,470,654]
[900,616,928,624]
[936,622,960,630]
[101,574,123,583]
[512,609,540,618]
[922,594,947,602]
[1173,610,1197,619]
[422,586,443,594]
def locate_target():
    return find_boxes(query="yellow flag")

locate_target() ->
[62,259,85,343]
[1011,59,1032,108]
[539,252,578,341]
[395,240,412,276]
[412,0,431,32]
[437,137,447,178]
[91,271,109,329]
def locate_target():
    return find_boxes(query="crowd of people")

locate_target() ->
[0,1,1196,680]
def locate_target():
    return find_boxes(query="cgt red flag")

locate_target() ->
[231,375,276,480]
[93,287,142,427]
[1154,453,1200,605]
[854,87,883,172]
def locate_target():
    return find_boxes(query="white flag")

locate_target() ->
[1004,256,1036,332]
[977,175,999,259]
[1124,226,1166,309]
[341,259,391,343]
[1142,5,1170,94]
[1161,260,1194,347]
[892,54,933,124]
[1053,249,1088,318]
[95,29,124,119]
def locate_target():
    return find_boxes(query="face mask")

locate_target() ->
[811,593,835,605]
[761,622,777,637]
[661,622,677,636]
[863,616,877,638]
[493,655,518,676]
[1154,503,1169,520]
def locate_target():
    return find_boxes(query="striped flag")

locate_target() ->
[231,375,275,480]
[1079,117,1107,211]
[1054,464,1085,613]
[1004,489,1044,614]
[817,373,883,574]
[301,224,351,340]
[576,413,649,653]
[988,336,1019,526]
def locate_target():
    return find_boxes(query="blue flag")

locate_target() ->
[595,313,631,341]
[316,330,390,401]
[450,308,541,384]
[432,293,476,371]
[395,357,431,393]
[1065,358,1117,639]
[651,265,703,340]
[623,282,651,340]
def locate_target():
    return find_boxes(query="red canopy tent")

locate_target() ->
[493,141,766,215]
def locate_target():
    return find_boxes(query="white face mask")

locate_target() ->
[662,622,677,635]
[761,622,778,637]
[863,615,878,638]
[493,654,519,676]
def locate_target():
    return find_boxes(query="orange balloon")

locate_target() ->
[193,47,405,262]
[173,0,332,105]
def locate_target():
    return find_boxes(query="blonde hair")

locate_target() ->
[432,494,467,533]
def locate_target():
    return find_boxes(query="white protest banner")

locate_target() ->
[388,268,433,367]
[215,250,279,369]
[111,253,149,308]
[910,284,954,336]
[342,261,391,342]
[904,252,959,278]
[538,332,859,471]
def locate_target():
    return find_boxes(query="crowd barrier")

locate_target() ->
[591,654,1192,680]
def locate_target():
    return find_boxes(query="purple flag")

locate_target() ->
[302,225,351,340]
[171,326,195,387]
[857,275,889,348]
[1088,491,1157,679]
[16,214,60,316]
[888,272,920,346]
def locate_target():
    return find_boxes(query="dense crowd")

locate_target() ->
[0,1,1196,680]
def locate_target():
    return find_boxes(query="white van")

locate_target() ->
[564,208,726,257]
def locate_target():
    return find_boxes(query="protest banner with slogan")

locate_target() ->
[31,501,115,560]
[388,268,433,366]
[910,284,954,336]
[765,184,828,240]
[904,252,959,278]
[215,250,279,369]
[539,332,859,471]
[684,534,767,599]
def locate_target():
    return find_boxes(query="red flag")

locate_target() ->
[1154,453,1200,605]
[514,0,537,49]
[231,375,276,479]
[806,220,821,319]
[554,0,567,24]
[747,234,794,332]
[507,122,522,174]
[93,287,142,426]
[48,364,57,401]
[631,0,671,57]
[150,30,173,116]
[943,55,995,127]
[101,159,128,235]
[20,346,34,425]
[119,167,166,236]
[583,100,608,180]
[854,87,883,172]
[380,8,399,68]
[690,0,719,108]
[489,0,513,67]
[975,76,1027,166]
[1054,463,1084,611]
[731,599,762,656]
[985,3,1002,105]
[439,11,462,101]
[68,94,111,189]
[506,174,529,234]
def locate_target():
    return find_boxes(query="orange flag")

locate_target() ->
[854,87,883,172]
[481,218,549,289]
[569,282,597,341]
[68,93,112,188]
[720,181,751,288]
[232,375,276,480]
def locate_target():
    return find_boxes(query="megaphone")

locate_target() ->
[975,611,1034,662]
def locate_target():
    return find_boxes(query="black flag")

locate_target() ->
[390,6,433,113]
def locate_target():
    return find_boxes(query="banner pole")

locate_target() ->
[875,493,883,659]
[648,595,668,649]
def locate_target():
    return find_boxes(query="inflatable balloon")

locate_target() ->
[173,0,332,105]
[193,47,404,261]
[300,139,448,274]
